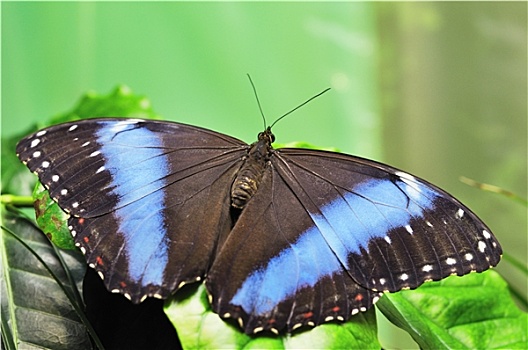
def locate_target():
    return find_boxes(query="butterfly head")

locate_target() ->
[258,127,275,144]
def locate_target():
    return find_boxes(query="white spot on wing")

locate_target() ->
[379,278,386,285]
[395,171,415,181]
[422,264,433,272]
[81,141,90,147]
[483,230,491,239]
[478,241,487,253]
[61,189,68,195]
[405,225,413,234]
[52,175,59,182]
[72,202,79,208]
[465,253,474,261]
[36,130,47,137]
[111,119,144,133]
[384,236,392,244]
[90,151,101,157]
[351,308,359,315]
[30,139,40,148]
[456,208,464,219]
[425,220,433,227]
[446,258,457,265]
[68,125,78,132]
[96,166,105,174]
[33,151,41,158]
[399,273,409,281]
[42,161,50,168]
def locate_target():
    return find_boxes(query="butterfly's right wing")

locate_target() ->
[207,147,501,334]
[16,118,247,302]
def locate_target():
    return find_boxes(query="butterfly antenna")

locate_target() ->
[269,87,331,129]
[247,74,268,129]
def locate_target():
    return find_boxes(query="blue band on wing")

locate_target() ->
[315,177,438,258]
[231,226,341,315]
[96,120,169,285]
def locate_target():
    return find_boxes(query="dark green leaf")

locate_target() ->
[378,270,528,349]
[1,207,90,349]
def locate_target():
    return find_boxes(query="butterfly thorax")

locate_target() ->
[231,128,274,209]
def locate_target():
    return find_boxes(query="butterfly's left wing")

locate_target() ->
[16,118,248,302]
[207,148,501,334]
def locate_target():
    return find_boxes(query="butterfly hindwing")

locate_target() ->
[207,157,382,333]
[16,118,247,301]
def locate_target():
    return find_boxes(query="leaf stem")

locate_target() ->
[0,195,34,207]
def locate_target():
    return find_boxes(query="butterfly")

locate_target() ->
[16,111,501,335]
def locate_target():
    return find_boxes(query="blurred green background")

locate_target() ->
[3,2,526,348]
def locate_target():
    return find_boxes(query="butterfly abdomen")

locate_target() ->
[231,131,273,209]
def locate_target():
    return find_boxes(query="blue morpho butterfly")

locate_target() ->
[16,85,501,335]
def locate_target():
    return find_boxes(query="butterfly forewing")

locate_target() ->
[274,149,501,292]
[16,118,248,301]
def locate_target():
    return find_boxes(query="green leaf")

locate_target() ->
[1,207,91,349]
[49,84,161,126]
[32,183,75,250]
[274,141,340,153]
[164,284,380,350]
[1,136,37,197]
[377,270,528,349]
